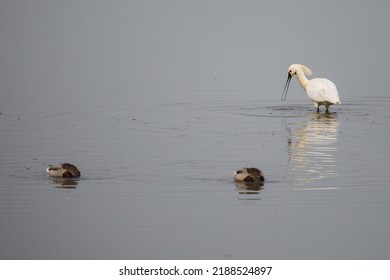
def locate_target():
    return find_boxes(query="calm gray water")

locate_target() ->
[1,0,390,259]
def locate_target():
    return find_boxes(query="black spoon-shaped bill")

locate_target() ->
[281,73,292,101]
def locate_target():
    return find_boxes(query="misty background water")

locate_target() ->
[1,0,390,259]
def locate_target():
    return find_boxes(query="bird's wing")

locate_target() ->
[307,78,340,104]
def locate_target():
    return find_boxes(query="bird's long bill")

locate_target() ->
[281,73,292,101]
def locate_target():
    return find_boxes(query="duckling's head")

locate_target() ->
[46,163,80,178]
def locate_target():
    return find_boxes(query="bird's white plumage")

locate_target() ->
[293,63,312,76]
[282,64,341,112]
[307,78,341,104]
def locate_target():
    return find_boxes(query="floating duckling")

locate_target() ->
[46,163,80,178]
[234,167,264,183]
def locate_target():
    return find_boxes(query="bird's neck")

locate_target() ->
[296,70,309,90]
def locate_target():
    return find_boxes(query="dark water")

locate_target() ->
[1,1,390,259]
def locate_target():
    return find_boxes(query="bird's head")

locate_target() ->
[289,64,312,77]
[287,65,297,77]
[282,64,312,101]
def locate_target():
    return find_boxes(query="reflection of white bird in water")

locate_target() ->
[282,64,341,112]
[287,113,340,185]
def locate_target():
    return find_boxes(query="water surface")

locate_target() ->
[1,0,390,259]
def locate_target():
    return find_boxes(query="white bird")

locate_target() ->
[282,64,341,112]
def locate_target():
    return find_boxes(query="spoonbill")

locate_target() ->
[282,64,341,112]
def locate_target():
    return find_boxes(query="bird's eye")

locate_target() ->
[236,170,242,174]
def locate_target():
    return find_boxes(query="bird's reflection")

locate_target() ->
[286,112,340,185]
[50,178,79,189]
[235,181,264,196]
